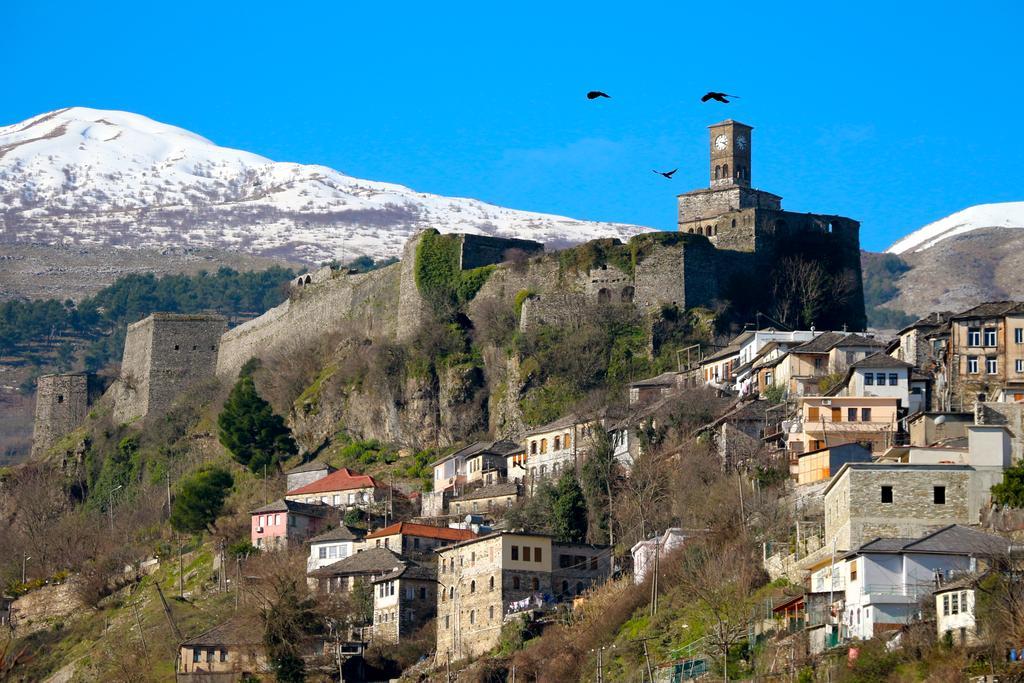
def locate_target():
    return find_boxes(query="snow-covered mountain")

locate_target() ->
[0,107,651,264]
[886,202,1024,254]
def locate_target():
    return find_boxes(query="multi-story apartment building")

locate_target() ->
[787,396,902,456]
[945,301,1024,409]
[435,532,609,662]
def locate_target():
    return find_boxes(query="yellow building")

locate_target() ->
[795,442,873,485]
[789,396,902,457]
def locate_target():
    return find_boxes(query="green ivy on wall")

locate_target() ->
[414,229,495,314]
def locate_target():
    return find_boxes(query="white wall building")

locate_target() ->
[306,526,361,573]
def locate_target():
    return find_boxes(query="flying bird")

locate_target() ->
[701,92,740,103]
[652,169,677,179]
[587,91,611,100]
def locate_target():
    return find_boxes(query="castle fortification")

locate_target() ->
[112,313,227,423]
[32,373,90,456]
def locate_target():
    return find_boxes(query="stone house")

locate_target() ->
[285,460,336,493]
[308,547,404,595]
[250,499,333,550]
[823,463,980,552]
[839,525,1005,641]
[178,615,269,680]
[795,443,873,486]
[628,371,682,406]
[908,411,973,447]
[773,332,887,398]
[521,414,600,484]
[435,531,610,662]
[431,440,520,492]
[371,563,437,644]
[896,312,953,373]
[285,467,387,510]
[306,526,363,573]
[363,521,476,558]
[945,301,1024,409]
[449,482,522,518]
[976,400,1024,463]
[787,395,902,456]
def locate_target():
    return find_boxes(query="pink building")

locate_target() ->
[250,499,333,550]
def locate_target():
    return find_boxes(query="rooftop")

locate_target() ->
[182,615,262,647]
[286,467,384,497]
[849,352,914,370]
[791,331,885,354]
[432,439,524,466]
[308,526,362,544]
[364,521,477,542]
[371,562,437,584]
[454,482,521,502]
[250,498,333,517]
[849,525,1008,558]
[309,547,404,578]
[951,301,1024,321]
[285,460,336,475]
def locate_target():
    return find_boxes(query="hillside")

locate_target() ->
[863,202,1024,325]
[0,107,651,301]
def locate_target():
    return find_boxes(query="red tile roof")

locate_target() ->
[286,467,385,496]
[364,521,477,542]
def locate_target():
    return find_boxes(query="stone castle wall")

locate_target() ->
[113,314,226,423]
[396,232,433,342]
[217,263,402,379]
[459,233,543,270]
[32,373,89,457]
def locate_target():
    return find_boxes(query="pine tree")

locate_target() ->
[169,466,234,534]
[218,373,297,474]
[551,471,588,543]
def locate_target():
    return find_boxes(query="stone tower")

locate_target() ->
[709,120,752,188]
[32,373,89,457]
[112,313,227,423]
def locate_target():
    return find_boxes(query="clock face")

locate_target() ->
[736,135,748,151]
[714,134,728,151]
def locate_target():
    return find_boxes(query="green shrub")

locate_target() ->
[992,463,1024,507]
[414,229,495,314]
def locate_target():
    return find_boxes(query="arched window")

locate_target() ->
[530,441,537,455]
[540,439,548,454]
[687,228,694,233]
[564,433,571,448]
[598,288,611,304]
[554,436,561,451]
[621,286,635,303]
[531,577,540,591]
[489,605,494,620]
[714,165,721,179]
[513,576,521,590]
[489,576,495,591]
[706,226,712,236]
[722,164,729,178]
[470,610,475,624]
[470,580,476,593]
[441,589,446,602]
[540,465,546,477]
[449,586,454,599]
[732,218,737,228]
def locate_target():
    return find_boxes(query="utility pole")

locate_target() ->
[155,583,184,642]
[642,640,654,682]
[131,601,150,666]
[21,554,30,584]
[166,472,172,518]
[650,536,660,617]
[108,484,123,532]
[178,535,184,598]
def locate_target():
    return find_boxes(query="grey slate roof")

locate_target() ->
[629,372,679,388]
[250,498,332,517]
[371,562,437,584]
[791,331,886,354]
[183,615,262,647]
[850,525,1008,558]
[308,526,362,544]
[899,311,954,335]
[286,460,335,475]
[951,301,1024,321]
[850,352,914,370]
[455,482,520,502]
[432,439,524,467]
[310,547,403,578]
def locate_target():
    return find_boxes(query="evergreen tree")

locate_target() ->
[551,471,588,543]
[218,373,297,474]
[992,464,1024,508]
[169,466,234,534]
[580,428,617,545]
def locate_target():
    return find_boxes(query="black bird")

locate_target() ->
[701,91,740,103]
[587,91,611,100]
[653,169,677,179]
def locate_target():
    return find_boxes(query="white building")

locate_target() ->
[934,579,979,645]
[631,528,688,584]
[839,525,1005,641]
[306,526,362,573]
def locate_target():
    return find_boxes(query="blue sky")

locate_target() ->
[5,0,1023,252]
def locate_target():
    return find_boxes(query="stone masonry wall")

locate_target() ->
[32,373,89,457]
[459,234,543,270]
[826,467,972,550]
[112,316,155,423]
[217,263,401,379]
[978,401,1024,463]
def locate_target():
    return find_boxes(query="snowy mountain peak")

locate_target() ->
[0,108,650,263]
[886,202,1024,255]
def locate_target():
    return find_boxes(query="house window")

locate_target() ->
[489,605,494,620]
[943,594,950,616]
[513,576,521,589]
[193,649,201,663]
[535,547,542,563]
[414,538,421,549]
[875,373,886,385]
[319,547,327,559]
[220,649,227,662]
[445,615,450,629]
[984,328,997,346]
[540,439,548,454]
[934,486,946,505]
[470,610,475,624]
[489,576,495,591]
[420,587,426,600]
[888,373,899,386]
[849,561,858,581]
[987,358,998,374]
[881,486,893,503]
[470,580,476,593]
[523,547,531,562]
[511,545,519,561]
[333,495,340,505]
[808,407,820,421]
[861,408,872,422]
[968,356,979,374]
[847,408,858,422]
[1016,328,1023,344]
[554,436,561,450]
[565,433,571,448]
[1017,359,1024,373]
[951,592,959,614]
[531,577,540,590]
[864,373,874,386]
[968,328,981,346]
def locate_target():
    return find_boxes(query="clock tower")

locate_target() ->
[709,120,752,189]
